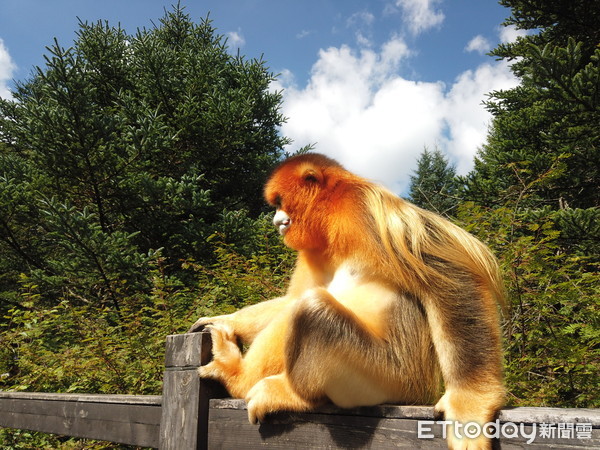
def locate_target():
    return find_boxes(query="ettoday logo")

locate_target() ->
[418,420,593,444]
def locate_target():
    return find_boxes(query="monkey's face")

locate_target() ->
[264,154,343,252]
[264,170,325,251]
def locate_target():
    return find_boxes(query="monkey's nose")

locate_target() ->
[273,210,291,235]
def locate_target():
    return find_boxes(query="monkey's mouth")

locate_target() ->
[273,210,292,235]
[277,221,291,235]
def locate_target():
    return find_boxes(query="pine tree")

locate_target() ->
[408,147,459,216]
[466,0,600,210]
[0,5,288,306]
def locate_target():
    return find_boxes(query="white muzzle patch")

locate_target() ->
[273,210,291,235]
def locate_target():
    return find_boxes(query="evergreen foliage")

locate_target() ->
[467,0,600,210]
[0,6,287,309]
[408,147,459,217]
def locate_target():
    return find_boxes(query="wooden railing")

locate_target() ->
[1,332,599,449]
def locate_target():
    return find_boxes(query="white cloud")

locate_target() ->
[0,38,16,100]
[465,35,492,54]
[346,11,376,47]
[278,37,519,194]
[226,29,245,53]
[395,0,445,35]
[296,30,315,39]
[499,24,528,44]
[347,11,375,28]
[273,68,296,91]
[443,61,519,174]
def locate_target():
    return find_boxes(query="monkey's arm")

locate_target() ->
[189,253,321,342]
[188,295,295,344]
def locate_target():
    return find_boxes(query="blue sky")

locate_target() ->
[0,0,524,194]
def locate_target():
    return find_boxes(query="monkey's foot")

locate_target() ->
[198,323,242,381]
[434,388,503,450]
[444,427,492,450]
[245,373,314,424]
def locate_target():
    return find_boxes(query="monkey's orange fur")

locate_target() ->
[191,153,505,450]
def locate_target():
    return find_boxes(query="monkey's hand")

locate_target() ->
[188,314,232,333]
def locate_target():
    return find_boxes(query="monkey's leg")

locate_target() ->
[245,373,318,424]
[246,287,401,424]
[199,304,293,399]
[423,284,504,450]
[198,323,243,389]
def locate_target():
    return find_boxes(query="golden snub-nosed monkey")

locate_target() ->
[190,153,505,450]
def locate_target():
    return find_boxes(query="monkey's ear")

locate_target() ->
[302,168,323,184]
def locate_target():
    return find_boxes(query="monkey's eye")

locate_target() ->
[274,195,282,208]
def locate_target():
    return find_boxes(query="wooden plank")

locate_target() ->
[0,391,161,406]
[0,393,161,447]
[208,399,600,449]
[211,399,600,425]
[159,332,228,450]
[499,407,600,426]
[208,406,448,449]
[0,396,161,422]
[212,398,437,420]
[164,331,211,369]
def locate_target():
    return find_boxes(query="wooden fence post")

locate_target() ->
[159,332,226,450]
